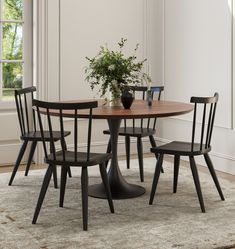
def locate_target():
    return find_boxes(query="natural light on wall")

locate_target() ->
[228,0,232,12]
[0,0,23,100]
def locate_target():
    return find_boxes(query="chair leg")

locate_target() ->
[149,154,164,205]
[49,142,58,189]
[61,139,72,178]
[125,136,130,169]
[32,165,53,224]
[52,165,58,189]
[59,166,68,207]
[25,141,37,176]
[81,167,88,231]
[149,135,164,173]
[9,140,28,186]
[204,153,225,201]
[137,137,144,182]
[149,135,157,148]
[173,155,180,193]
[189,156,205,213]
[99,163,114,213]
[67,167,72,178]
[105,138,112,168]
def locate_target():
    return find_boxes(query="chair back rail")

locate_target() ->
[15,86,37,136]
[124,86,164,130]
[33,99,98,163]
[190,93,218,151]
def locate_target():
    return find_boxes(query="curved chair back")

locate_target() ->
[190,92,219,151]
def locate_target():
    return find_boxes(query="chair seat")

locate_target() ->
[103,127,156,137]
[151,141,211,156]
[21,131,71,142]
[46,150,112,166]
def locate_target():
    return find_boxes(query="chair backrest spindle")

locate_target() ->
[132,118,135,130]
[124,119,127,130]
[87,108,93,162]
[208,101,217,147]
[24,93,30,133]
[74,109,78,162]
[191,103,197,151]
[205,103,213,147]
[59,109,66,161]
[46,108,56,160]
[19,95,26,134]
[36,106,48,160]
[200,104,207,150]
[31,92,37,132]
[15,94,24,136]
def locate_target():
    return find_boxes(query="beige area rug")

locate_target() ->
[0,157,235,249]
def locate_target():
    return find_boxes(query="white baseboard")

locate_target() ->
[0,143,29,166]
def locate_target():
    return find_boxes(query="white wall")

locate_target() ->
[36,0,164,158]
[60,0,145,101]
[159,0,235,175]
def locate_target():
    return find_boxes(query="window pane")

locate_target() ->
[2,62,23,99]
[2,0,23,20]
[2,23,23,60]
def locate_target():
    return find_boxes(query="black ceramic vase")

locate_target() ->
[121,90,134,109]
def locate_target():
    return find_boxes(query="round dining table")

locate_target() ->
[43,99,193,200]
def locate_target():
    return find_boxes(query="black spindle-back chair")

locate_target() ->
[32,99,114,231]
[104,85,164,182]
[149,93,225,213]
[123,86,164,132]
[9,87,71,187]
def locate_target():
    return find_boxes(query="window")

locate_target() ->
[0,0,24,100]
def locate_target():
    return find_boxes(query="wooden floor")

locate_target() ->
[0,154,235,182]
[0,163,45,174]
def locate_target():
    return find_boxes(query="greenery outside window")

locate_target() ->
[0,0,24,100]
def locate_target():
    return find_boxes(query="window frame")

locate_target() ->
[0,0,32,109]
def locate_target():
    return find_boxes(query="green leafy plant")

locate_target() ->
[2,0,23,97]
[85,38,151,100]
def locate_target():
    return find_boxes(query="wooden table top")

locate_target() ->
[41,99,193,119]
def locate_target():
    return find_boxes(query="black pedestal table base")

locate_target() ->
[88,118,145,199]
